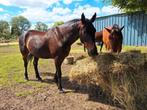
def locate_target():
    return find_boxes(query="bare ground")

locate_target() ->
[0,44,122,110]
[0,83,121,110]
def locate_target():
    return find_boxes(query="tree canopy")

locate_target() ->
[52,21,64,27]
[105,0,147,12]
[35,22,48,32]
[11,16,31,36]
[0,20,11,39]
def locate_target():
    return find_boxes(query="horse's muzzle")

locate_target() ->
[88,48,98,57]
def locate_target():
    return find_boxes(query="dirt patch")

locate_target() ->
[0,80,121,110]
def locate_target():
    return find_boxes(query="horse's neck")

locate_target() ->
[59,22,80,46]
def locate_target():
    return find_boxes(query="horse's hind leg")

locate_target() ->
[23,57,29,80]
[33,57,42,81]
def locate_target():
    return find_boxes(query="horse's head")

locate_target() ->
[79,13,98,56]
[105,24,124,52]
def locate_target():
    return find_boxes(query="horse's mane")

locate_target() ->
[64,19,80,25]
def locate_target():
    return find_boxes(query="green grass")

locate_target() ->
[0,44,146,96]
[0,45,50,97]
[15,90,36,97]
[122,45,147,53]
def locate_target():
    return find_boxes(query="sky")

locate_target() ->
[0,0,121,28]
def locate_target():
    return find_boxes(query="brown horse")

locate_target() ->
[19,13,98,92]
[95,24,124,53]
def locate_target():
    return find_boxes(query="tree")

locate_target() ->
[11,16,31,37]
[0,20,11,39]
[52,21,64,27]
[35,22,48,32]
[105,0,147,12]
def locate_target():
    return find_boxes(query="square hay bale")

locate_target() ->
[69,52,147,110]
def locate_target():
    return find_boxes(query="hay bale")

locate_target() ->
[64,56,74,64]
[69,52,147,110]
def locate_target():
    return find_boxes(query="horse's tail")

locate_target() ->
[27,53,33,64]
[19,31,33,64]
[27,53,33,67]
[19,31,28,52]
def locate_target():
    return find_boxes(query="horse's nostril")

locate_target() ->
[95,52,98,55]
[88,49,98,56]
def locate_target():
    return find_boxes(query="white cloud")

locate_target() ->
[0,0,121,24]
[53,5,100,22]
[0,8,4,12]
[101,6,121,15]
[0,14,11,20]
[0,1,11,6]
[20,7,72,23]
[19,3,101,23]
[63,0,82,5]
[0,0,59,8]
[73,4,100,18]
[21,8,52,22]
[63,0,72,5]
[52,7,71,15]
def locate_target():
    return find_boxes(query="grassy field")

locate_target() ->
[0,44,87,97]
[0,43,146,110]
[0,44,146,87]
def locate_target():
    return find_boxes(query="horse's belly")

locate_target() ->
[34,47,52,58]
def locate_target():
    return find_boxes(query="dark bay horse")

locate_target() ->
[95,31,103,52]
[95,24,124,53]
[19,13,98,92]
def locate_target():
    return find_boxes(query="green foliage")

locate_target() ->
[35,22,48,32]
[11,16,31,37]
[105,0,147,12]
[0,20,11,40]
[52,21,64,27]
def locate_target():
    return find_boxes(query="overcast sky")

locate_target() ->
[0,0,121,27]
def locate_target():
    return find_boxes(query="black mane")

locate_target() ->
[65,19,80,24]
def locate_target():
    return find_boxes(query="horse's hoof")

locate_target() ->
[24,77,29,81]
[37,77,43,82]
[54,79,58,84]
[54,76,58,83]
[59,89,65,94]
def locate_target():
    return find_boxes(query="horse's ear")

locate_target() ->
[120,26,124,31]
[90,13,96,23]
[105,27,111,33]
[81,13,86,24]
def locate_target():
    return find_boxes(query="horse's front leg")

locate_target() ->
[54,70,58,84]
[54,57,64,92]
[54,46,71,92]
[33,57,42,81]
